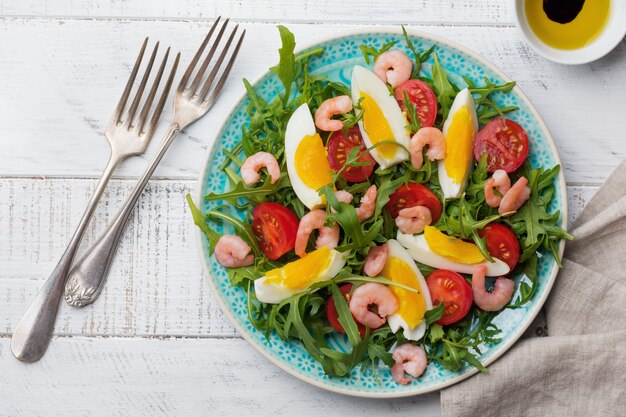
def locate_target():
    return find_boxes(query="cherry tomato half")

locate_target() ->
[326,284,367,337]
[386,183,442,221]
[426,270,473,326]
[251,202,299,260]
[473,119,529,173]
[394,79,438,129]
[327,126,376,183]
[478,223,520,271]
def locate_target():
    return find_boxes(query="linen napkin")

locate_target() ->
[441,159,626,417]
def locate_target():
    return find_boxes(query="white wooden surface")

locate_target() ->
[0,1,622,416]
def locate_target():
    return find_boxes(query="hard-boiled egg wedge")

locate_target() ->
[438,88,478,199]
[397,226,509,276]
[254,246,346,304]
[285,103,334,209]
[351,65,410,169]
[381,240,433,341]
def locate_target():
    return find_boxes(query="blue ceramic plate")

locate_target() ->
[194,28,567,398]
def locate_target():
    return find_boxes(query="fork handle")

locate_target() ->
[64,123,181,308]
[11,155,119,362]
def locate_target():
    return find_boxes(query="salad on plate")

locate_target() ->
[188,26,571,385]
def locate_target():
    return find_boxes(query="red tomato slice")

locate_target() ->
[386,183,442,221]
[478,223,520,271]
[473,119,529,173]
[251,202,299,260]
[327,126,376,183]
[426,270,473,325]
[326,284,367,337]
[394,79,438,128]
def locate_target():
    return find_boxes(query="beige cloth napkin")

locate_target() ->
[441,160,626,417]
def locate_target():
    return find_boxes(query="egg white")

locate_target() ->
[396,230,510,276]
[385,239,433,341]
[438,88,478,199]
[351,65,410,169]
[284,103,325,209]
[254,249,346,304]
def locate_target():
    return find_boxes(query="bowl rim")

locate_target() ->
[194,26,568,398]
[512,0,626,65]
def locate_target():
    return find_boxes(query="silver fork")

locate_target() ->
[64,18,245,308]
[11,40,180,363]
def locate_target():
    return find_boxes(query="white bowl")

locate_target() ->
[513,0,626,64]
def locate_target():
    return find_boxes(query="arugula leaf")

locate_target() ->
[402,90,422,132]
[464,76,519,125]
[186,194,221,255]
[204,173,291,206]
[270,25,296,103]
[205,208,262,257]
[424,302,445,326]
[504,164,572,267]
[401,25,435,77]
[359,40,398,64]
[330,284,361,347]
[430,52,457,123]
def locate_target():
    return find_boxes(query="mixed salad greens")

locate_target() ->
[188,26,572,382]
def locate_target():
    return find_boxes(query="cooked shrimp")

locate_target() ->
[395,206,432,234]
[498,176,531,216]
[214,235,254,268]
[363,243,388,277]
[349,283,398,329]
[335,190,354,204]
[484,169,511,208]
[391,344,428,385]
[240,151,281,186]
[373,50,413,88]
[314,95,353,132]
[409,127,446,170]
[356,185,377,222]
[471,265,515,312]
[294,209,340,257]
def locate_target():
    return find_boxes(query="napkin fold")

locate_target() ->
[441,159,626,417]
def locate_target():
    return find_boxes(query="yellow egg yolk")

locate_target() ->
[424,225,485,264]
[295,133,333,191]
[381,257,426,329]
[264,246,333,290]
[444,105,475,184]
[360,92,397,158]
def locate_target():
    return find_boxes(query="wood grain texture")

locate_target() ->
[0,177,597,339]
[0,336,441,417]
[0,0,514,25]
[0,3,618,414]
[0,19,624,183]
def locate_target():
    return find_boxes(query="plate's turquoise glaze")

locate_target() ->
[195,29,566,397]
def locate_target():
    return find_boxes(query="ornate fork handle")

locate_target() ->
[11,157,119,362]
[65,124,181,307]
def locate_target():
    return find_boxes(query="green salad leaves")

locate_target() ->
[187,26,571,381]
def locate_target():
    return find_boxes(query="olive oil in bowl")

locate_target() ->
[525,0,611,50]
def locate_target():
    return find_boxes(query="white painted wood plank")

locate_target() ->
[0,177,237,338]
[0,336,442,417]
[0,177,597,339]
[0,19,624,183]
[0,0,514,25]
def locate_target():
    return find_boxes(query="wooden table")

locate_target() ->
[1,1,623,415]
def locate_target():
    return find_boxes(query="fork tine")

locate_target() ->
[204,30,246,108]
[187,18,230,96]
[198,25,239,101]
[124,41,159,127]
[146,52,181,135]
[113,38,148,124]
[178,16,221,92]
[138,47,170,134]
